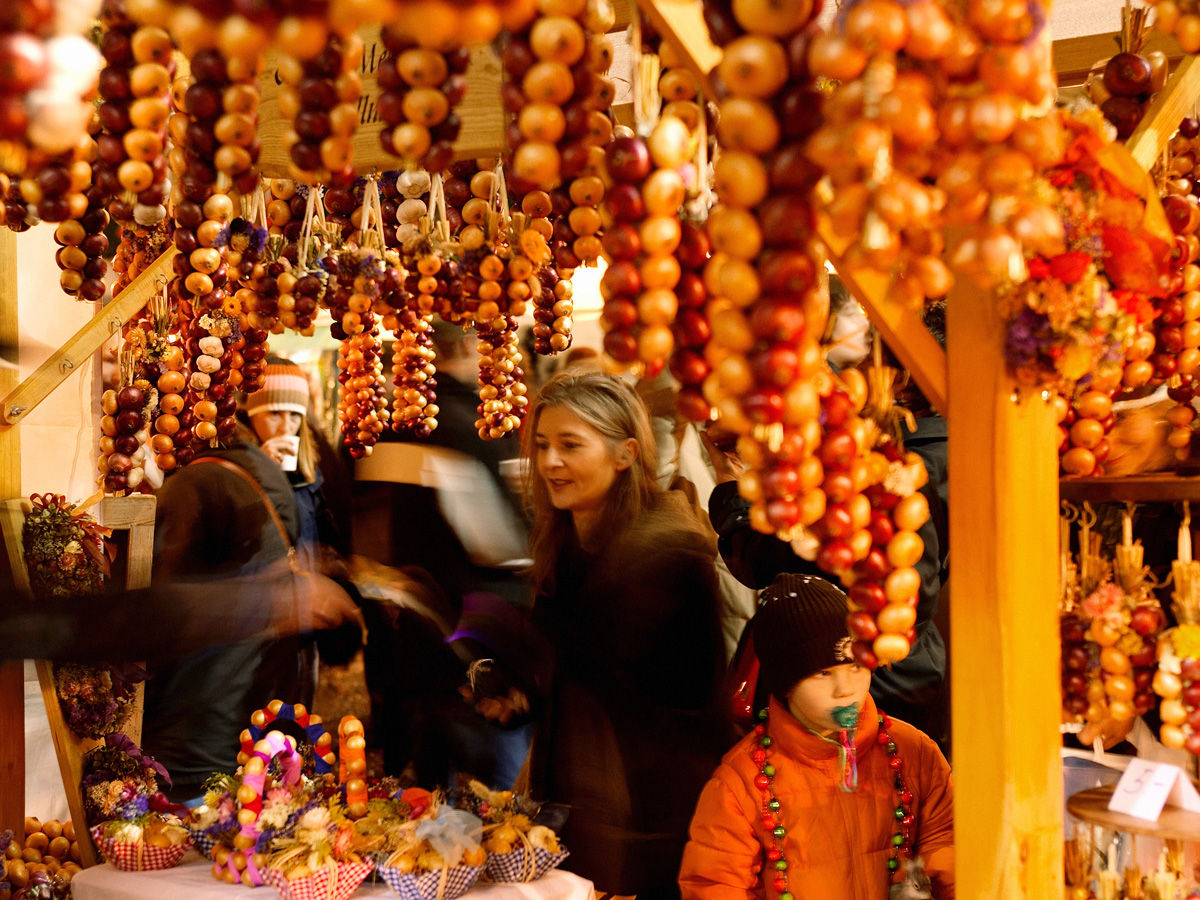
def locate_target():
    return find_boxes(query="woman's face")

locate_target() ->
[534,405,630,518]
[785,662,873,734]
[251,410,303,442]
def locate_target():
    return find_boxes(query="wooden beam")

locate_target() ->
[100,494,156,593]
[0,246,177,427]
[35,661,99,868]
[815,223,949,416]
[613,0,634,30]
[0,662,20,835]
[0,228,22,838]
[1127,54,1200,172]
[0,500,30,594]
[98,494,157,748]
[947,280,1063,897]
[631,0,720,103]
[1053,30,1182,87]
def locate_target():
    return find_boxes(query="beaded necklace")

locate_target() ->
[751,707,915,899]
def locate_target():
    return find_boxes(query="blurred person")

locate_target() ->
[352,322,532,787]
[0,557,360,663]
[1104,388,1175,476]
[140,418,329,802]
[355,323,524,600]
[635,368,758,664]
[481,372,728,900]
[679,574,954,900]
[557,344,602,374]
[243,356,362,680]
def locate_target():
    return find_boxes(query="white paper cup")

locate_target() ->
[277,434,300,471]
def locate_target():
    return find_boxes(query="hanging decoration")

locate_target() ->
[326,176,395,458]
[96,4,173,294]
[1154,502,1200,755]
[1005,111,1170,401]
[98,337,154,494]
[501,0,615,271]
[376,31,469,172]
[1086,5,1168,139]
[1059,503,1164,737]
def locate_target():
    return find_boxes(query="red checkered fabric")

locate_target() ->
[265,860,375,900]
[90,825,191,871]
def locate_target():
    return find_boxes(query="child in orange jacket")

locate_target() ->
[679,574,954,900]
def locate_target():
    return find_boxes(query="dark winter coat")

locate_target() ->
[530,490,729,900]
[141,442,314,797]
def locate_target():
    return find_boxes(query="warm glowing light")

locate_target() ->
[569,258,607,322]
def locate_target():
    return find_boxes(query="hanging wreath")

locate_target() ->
[22,493,113,599]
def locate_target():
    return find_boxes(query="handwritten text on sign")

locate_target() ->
[1108,758,1200,821]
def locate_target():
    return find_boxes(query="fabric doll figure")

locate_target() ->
[678,574,955,900]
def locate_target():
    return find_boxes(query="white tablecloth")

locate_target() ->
[72,854,595,900]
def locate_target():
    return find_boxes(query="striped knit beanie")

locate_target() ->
[244,360,310,417]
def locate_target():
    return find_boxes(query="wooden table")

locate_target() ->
[72,855,596,900]
[1067,786,1200,841]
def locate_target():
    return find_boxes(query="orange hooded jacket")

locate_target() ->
[679,694,954,900]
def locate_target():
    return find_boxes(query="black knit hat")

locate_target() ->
[752,573,855,701]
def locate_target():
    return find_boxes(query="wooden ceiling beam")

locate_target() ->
[630,0,720,103]
[0,248,178,427]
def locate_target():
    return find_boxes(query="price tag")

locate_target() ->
[1108,758,1200,821]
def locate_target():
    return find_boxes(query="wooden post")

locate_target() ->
[33,660,99,868]
[947,279,1063,896]
[96,494,157,748]
[0,228,23,839]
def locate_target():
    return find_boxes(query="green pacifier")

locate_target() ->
[831,704,860,730]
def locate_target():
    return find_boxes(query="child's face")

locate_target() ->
[785,662,873,734]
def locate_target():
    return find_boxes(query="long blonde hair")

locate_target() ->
[523,372,659,596]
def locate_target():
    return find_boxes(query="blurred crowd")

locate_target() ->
[13,289,1117,899]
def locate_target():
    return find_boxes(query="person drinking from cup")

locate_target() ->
[244,358,340,569]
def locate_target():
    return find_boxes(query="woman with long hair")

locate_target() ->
[518,372,728,900]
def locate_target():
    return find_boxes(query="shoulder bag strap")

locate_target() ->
[191,456,296,566]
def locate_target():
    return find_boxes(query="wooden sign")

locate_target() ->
[256,28,505,178]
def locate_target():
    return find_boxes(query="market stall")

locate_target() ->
[4,0,1200,897]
